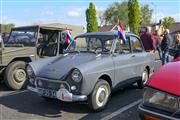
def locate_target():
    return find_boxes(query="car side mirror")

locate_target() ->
[63,49,69,54]
[112,52,117,57]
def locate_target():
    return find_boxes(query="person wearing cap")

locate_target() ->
[161,29,173,65]
[140,26,156,52]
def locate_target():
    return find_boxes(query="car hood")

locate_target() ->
[30,53,98,80]
[146,61,180,96]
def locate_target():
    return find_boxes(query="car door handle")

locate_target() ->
[131,55,136,57]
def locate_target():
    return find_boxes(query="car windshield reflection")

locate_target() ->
[67,36,114,54]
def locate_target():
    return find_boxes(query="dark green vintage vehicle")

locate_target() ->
[0,25,69,90]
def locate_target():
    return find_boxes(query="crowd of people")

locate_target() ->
[140,26,180,65]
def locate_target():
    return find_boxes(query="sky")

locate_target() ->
[0,0,180,27]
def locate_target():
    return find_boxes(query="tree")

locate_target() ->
[103,2,129,28]
[0,24,15,33]
[128,0,140,35]
[162,17,175,29]
[86,2,98,32]
[140,5,153,25]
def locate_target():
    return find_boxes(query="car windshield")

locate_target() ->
[67,36,115,53]
[5,30,36,46]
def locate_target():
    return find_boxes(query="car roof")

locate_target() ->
[75,31,139,39]
[11,25,71,32]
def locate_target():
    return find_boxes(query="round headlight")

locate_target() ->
[71,69,82,82]
[26,65,34,76]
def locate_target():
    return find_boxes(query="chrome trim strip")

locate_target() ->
[139,106,178,120]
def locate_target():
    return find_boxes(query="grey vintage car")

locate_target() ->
[27,31,156,111]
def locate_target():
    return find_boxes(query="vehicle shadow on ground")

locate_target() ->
[0,82,12,92]
[0,84,142,119]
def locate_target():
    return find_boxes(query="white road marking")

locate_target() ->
[101,99,142,120]
[0,90,28,98]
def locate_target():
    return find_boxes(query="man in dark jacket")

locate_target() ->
[161,29,172,65]
[140,26,156,52]
[174,34,180,59]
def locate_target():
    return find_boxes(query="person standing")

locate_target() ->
[174,33,180,59]
[140,26,156,52]
[175,34,180,49]
[161,29,172,65]
[153,30,162,60]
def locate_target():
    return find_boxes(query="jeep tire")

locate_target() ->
[4,61,27,90]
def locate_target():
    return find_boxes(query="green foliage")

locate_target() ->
[103,2,129,28]
[0,24,15,33]
[86,2,98,32]
[140,5,153,25]
[128,0,140,35]
[162,17,175,29]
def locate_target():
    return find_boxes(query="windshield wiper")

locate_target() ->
[80,51,97,54]
[5,44,24,47]
[68,50,80,54]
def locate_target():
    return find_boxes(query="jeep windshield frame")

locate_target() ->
[5,26,38,47]
[5,25,66,47]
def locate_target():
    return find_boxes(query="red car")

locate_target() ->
[138,59,180,120]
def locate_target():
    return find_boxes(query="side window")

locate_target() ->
[114,37,131,54]
[130,36,143,52]
[121,36,131,53]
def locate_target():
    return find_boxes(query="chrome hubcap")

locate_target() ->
[14,69,26,83]
[95,85,109,107]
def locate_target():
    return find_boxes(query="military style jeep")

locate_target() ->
[0,25,70,90]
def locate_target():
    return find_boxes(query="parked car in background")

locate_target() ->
[27,31,157,111]
[0,25,70,90]
[138,59,180,120]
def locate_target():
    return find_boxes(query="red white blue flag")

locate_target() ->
[65,30,73,45]
[117,16,126,44]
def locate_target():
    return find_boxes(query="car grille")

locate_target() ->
[36,78,70,91]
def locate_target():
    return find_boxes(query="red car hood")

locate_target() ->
[146,61,180,96]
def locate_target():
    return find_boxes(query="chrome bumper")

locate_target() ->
[138,104,178,120]
[27,86,87,102]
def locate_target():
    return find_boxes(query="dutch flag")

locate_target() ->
[65,30,73,45]
[117,16,126,44]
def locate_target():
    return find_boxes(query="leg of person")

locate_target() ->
[162,51,165,65]
[157,46,162,60]
[165,50,170,63]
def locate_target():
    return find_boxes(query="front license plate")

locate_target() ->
[38,88,56,98]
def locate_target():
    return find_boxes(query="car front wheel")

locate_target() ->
[88,79,111,111]
[4,61,27,90]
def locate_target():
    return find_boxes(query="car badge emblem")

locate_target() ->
[48,62,53,65]
[60,84,65,89]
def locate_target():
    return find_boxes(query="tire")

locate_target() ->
[88,79,111,111]
[4,61,27,90]
[137,69,149,89]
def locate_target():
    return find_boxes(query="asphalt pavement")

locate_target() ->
[0,83,142,120]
